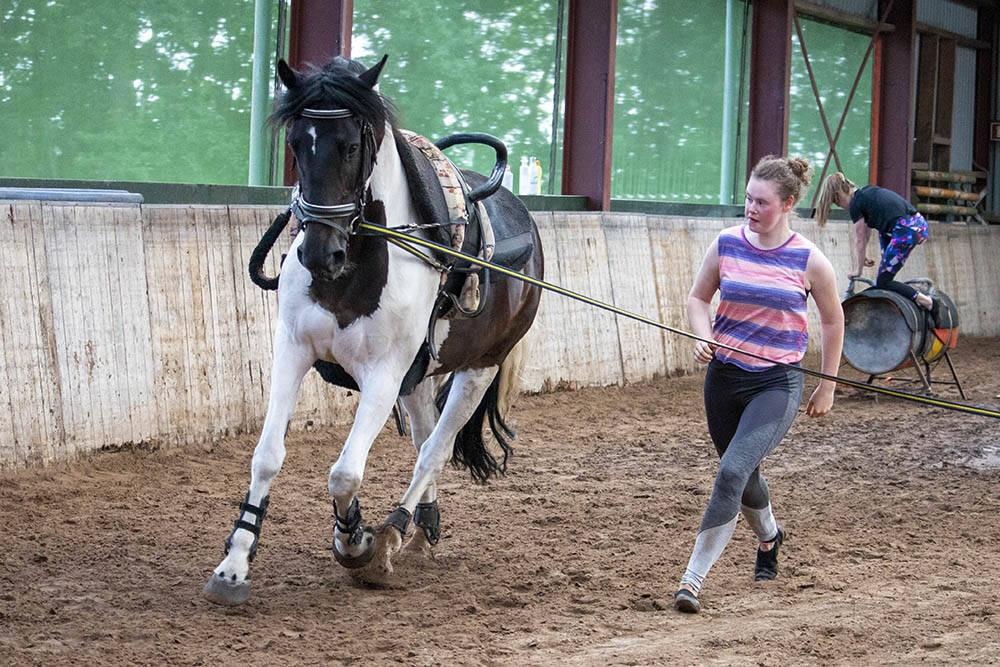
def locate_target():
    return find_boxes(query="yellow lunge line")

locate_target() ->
[363,222,1000,420]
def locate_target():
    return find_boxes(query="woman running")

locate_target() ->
[815,173,936,313]
[674,156,844,614]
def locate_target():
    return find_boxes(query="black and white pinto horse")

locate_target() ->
[204,55,543,604]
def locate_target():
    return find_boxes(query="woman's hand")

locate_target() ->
[693,340,717,365]
[805,383,835,417]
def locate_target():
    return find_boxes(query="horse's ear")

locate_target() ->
[277,59,300,89]
[358,54,388,89]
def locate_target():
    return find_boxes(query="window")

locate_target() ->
[613,0,751,204]
[353,0,566,193]
[788,16,873,204]
[0,1,281,184]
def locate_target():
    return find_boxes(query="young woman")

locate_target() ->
[815,173,935,312]
[674,156,844,614]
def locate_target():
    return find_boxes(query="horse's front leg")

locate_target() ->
[203,324,314,606]
[328,367,408,569]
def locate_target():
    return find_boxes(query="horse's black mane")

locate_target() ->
[269,57,396,129]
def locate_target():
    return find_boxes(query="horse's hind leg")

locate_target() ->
[203,325,314,606]
[365,367,499,579]
[398,377,445,554]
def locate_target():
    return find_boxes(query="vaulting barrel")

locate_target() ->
[841,279,959,376]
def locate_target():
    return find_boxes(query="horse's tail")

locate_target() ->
[437,339,526,484]
[248,209,292,291]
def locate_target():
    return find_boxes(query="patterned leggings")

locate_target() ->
[877,213,928,301]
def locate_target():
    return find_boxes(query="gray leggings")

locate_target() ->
[680,359,803,593]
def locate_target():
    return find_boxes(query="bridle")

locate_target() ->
[290,107,380,238]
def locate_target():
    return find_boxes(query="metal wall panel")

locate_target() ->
[951,46,976,171]
[918,0,977,38]
[801,0,876,21]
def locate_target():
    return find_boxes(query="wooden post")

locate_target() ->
[747,0,793,176]
[875,0,916,196]
[561,0,617,211]
[283,0,354,186]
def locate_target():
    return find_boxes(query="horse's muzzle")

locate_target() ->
[298,245,347,282]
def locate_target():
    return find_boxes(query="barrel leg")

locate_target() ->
[942,351,967,400]
[909,351,932,394]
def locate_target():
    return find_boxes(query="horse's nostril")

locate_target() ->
[332,250,346,266]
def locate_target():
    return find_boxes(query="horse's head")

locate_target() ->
[273,55,391,282]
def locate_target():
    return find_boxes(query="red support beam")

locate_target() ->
[747,0,793,176]
[284,0,354,185]
[875,0,916,196]
[974,5,994,170]
[288,0,353,68]
[561,0,617,211]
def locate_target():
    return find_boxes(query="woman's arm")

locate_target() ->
[804,249,845,417]
[849,219,870,277]
[687,238,721,364]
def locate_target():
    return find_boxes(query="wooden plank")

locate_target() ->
[232,207,274,425]
[553,212,623,387]
[144,206,196,445]
[520,212,566,392]
[141,207,171,439]
[176,206,211,444]
[0,201,42,464]
[87,204,127,448]
[110,204,156,444]
[913,186,979,201]
[196,205,247,437]
[602,215,666,383]
[13,200,59,463]
[254,205,282,416]
[648,217,716,377]
[912,170,981,183]
[45,204,93,458]
[916,203,977,215]
[0,202,23,465]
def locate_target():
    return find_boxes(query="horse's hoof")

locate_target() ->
[332,526,376,569]
[202,572,251,606]
[351,525,403,586]
[402,529,436,560]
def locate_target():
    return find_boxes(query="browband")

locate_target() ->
[301,108,353,119]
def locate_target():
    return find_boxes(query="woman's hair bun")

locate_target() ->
[787,157,813,188]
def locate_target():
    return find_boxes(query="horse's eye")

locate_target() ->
[347,143,359,157]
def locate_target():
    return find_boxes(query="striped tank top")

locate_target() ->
[713,225,813,371]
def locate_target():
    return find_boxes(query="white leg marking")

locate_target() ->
[328,367,409,558]
[213,323,315,582]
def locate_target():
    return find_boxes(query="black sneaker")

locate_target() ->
[674,588,701,614]
[754,528,784,581]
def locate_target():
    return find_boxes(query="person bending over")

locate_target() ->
[816,173,936,313]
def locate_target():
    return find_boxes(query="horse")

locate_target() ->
[203,54,543,605]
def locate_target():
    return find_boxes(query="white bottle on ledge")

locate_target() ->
[518,156,531,195]
[502,163,514,191]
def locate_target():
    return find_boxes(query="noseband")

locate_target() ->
[291,107,380,237]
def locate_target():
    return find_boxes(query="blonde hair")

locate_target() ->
[815,172,856,227]
[750,155,813,207]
